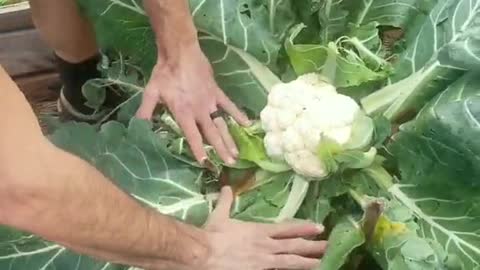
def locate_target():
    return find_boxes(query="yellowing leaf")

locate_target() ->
[373,215,408,245]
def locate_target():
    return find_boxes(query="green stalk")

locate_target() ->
[321,42,338,84]
[360,79,401,118]
[363,165,394,191]
[160,112,183,135]
[360,60,464,122]
[274,175,310,223]
[347,37,388,71]
[348,189,367,209]
[232,47,283,92]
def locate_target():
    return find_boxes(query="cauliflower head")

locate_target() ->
[260,73,370,178]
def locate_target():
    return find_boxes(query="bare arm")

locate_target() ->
[137,0,250,166]
[0,66,209,270]
[143,0,198,66]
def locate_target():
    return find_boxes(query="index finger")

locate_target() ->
[172,108,207,165]
[260,222,324,239]
[216,90,251,126]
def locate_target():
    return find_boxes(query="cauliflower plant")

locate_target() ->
[260,73,373,178]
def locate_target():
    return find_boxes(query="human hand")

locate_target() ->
[136,43,251,166]
[202,186,328,270]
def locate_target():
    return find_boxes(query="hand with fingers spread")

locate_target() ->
[202,186,328,270]
[138,0,251,166]
[136,42,250,166]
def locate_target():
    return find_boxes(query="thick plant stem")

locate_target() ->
[348,189,367,209]
[360,81,402,118]
[361,61,462,122]
[321,42,338,84]
[232,47,283,92]
[274,175,310,223]
[160,112,183,135]
[364,166,394,191]
[347,37,388,70]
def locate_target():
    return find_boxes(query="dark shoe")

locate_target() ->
[55,54,123,123]
[57,87,108,122]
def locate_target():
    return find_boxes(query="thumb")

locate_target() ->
[211,186,234,220]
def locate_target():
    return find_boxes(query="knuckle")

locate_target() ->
[278,255,296,266]
[142,93,158,104]
[172,100,191,115]
[286,255,314,268]
[257,238,277,252]
[216,92,230,104]
[316,240,329,253]
[205,222,222,232]
[143,87,160,99]
[284,239,303,251]
[262,255,277,267]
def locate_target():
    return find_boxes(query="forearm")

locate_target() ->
[143,0,198,64]
[0,66,209,270]
[8,147,207,268]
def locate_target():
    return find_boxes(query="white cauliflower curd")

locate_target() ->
[260,73,371,178]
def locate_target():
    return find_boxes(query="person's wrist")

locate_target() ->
[189,236,211,270]
[155,39,202,71]
[172,222,211,269]
[154,14,198,53]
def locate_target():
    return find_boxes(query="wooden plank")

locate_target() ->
[14,72,60,102]
[0,28,55,77]
[0,2,32,32]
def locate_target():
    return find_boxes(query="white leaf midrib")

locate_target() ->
[414,0,480,71]
[389,184,480,263]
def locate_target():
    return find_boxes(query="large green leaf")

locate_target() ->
[0,237,124,270]
[317,0,349,43]
[361,0,480,121]
[51,120,215,224]
[234,171,309,223]
[368,200,461,270]
[199,35,281,116]
[387,73,480,269]
[343,0,432,29]
[318,217,365,270]
[189,0,297,66]
[283,0,435,89]
[78,0,296,67]
[340,0,436,70]
[286,25,387,88]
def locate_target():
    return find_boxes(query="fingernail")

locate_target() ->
[231,148,239,157]
[316,224,325,232]
[226,157,236,166]
[241,113,252,126]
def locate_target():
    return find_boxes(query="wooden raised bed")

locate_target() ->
[0,2,60,104]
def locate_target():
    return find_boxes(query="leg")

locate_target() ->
[29,0,97,63]
[29,0,119,121]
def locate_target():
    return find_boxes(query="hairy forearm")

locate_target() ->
[143,0,198,63]
[9,147,208,268]
[0,66,209,270]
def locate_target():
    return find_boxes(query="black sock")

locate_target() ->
[55,54,101,114]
